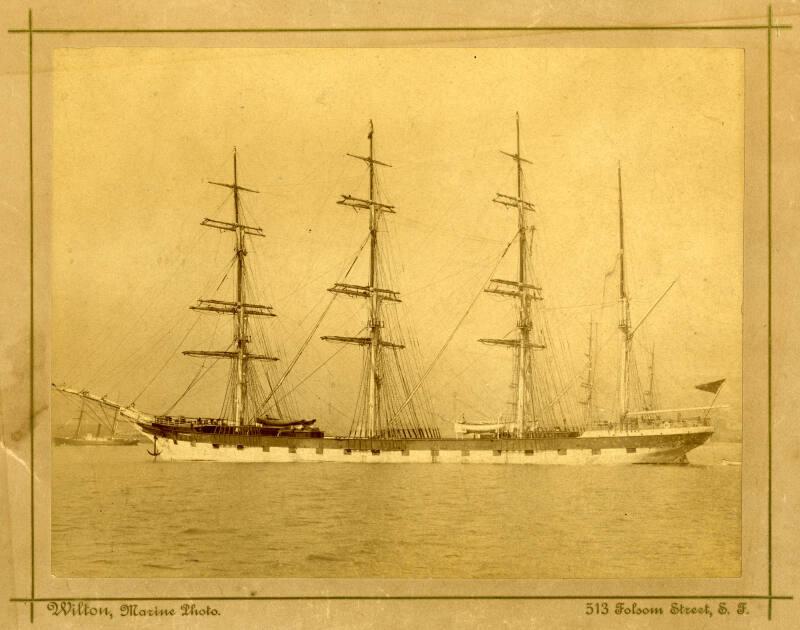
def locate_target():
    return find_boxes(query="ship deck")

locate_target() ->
[140,422,713,455]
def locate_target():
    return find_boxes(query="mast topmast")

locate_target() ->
[321,121,404,439]
[183,148,279,427]
[479,113,544,435]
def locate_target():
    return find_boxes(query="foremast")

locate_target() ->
[479,113,544,436]
[183,148,278,426]
[321,121,404,439]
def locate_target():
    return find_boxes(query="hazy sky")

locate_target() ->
[52,48,743,435]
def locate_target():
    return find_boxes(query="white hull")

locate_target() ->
[150,434,706,465]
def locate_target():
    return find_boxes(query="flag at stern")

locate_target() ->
[695,379,726,394]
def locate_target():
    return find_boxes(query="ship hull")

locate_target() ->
[139,424,712,465]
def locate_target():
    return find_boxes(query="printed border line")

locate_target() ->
[6,25,794,34]
[26,8,33,625]
[8,595,796,602]
[11,5,788,624]
[767,4,774,621]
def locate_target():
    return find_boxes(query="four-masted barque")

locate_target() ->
[54,117,719,464]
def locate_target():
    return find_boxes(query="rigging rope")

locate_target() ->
[130,313,203,406]
[255,232,370,415]
[271,342,349,408]
[386,232,518,424]
[162,343,232,416]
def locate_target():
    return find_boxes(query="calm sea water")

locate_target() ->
[52,442,740,579]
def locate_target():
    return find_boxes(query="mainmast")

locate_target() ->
[617,164,632,427]
[322,122,404,439]
[183,148,278,427]
[479,113,544,435]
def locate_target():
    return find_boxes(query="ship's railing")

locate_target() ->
[588,412,713,433]
[153,416,225,426]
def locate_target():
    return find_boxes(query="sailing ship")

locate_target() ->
[53,396,139,446]
[53,117,721,464]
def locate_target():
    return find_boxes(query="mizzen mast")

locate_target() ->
[479,113,544,436]
[184,148,278,427]
[617,163,632,428]
[644,344,656,412]
[321,121,404,439]
[580,319,598,425]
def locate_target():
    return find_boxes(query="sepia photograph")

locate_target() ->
[49,47,741,579]
[1,2,798,628]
